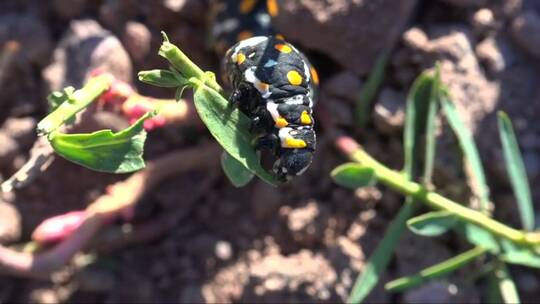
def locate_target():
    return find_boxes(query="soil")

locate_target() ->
[0,0,539,303]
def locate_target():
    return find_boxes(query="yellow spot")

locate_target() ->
[256,82,270,92]
[267,0,279,17]
[284,138,307,148]
[275,117,289,128]
[287,70,303,86]
[274,43,292,53]
[300,111,312,125]
[236,53,246,65]
[275,34,285,40]
[237,30,253,41]
[310,67,320,86]
[239,0,257,14]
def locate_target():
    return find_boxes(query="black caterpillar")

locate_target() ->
[212,0,319,182]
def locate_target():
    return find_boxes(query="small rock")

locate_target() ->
[280,201,328,246]
[472,8,496,35]
[43,19,132,91]
[372,87,406,135]
[476,36,506,74]
[122,21,151,63]
[215,240,233,261]
[0,201,21,244]
[511,11,540,59]
[273,0,418,75]
[403,27,430,50]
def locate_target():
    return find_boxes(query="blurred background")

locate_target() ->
[0,0,539,302]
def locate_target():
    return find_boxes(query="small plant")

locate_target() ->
[332,66,539,303]
[2,31,538,303]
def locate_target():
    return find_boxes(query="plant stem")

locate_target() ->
[37,75,112,135]
[159,33,222,94]
[337,136,540,245]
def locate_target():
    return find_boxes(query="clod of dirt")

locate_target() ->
[122,21,152,63]
[0,13,52,66]
[273,0,417,75]
[43,19,132,91]
[476,36,508,74]
[280,201,329,247]
[1,117,36,148]
[0,132,19,168]
[511,10,540,59]
[321,71,363,103]
[372,87,406,135]
[472,8,497,36]
[0,201,21,244]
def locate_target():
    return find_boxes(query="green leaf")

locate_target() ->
[407,211,457,237]
[422,65,440,185]
[138,69,188,88]
[456,222,500,253]
[331,163,376,189]
[487,262,521,304]
[49,112,151,173]
[349,69,440,303]
[441,92,490,213]
[192,81,279,186]
[356,50,388,127]
[348,202,416,303]
[221,151,255,187]
[497,111,535,231]
[385,246,487,292]
[403,71,434,178]
[500,239,540,268]
[37,75,111,136]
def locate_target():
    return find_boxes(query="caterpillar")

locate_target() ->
[212,1,319,182]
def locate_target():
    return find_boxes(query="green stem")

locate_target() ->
[158,32,222,94]
[37,75,112,135]
[349,147,540,245]
[385,246,487,292]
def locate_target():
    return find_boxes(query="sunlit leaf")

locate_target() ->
[407,211,457,237]
[221,151,255,187]
[497,111,535,231]
[192,81,278,186]
[441,91,490,212]
[138,69,188,88]
[456,222,500,253]
[349,70,439,303]
[348,203,416,303]
[49,112,151,173]
[500,239,540,268]
[331,163,376,189]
